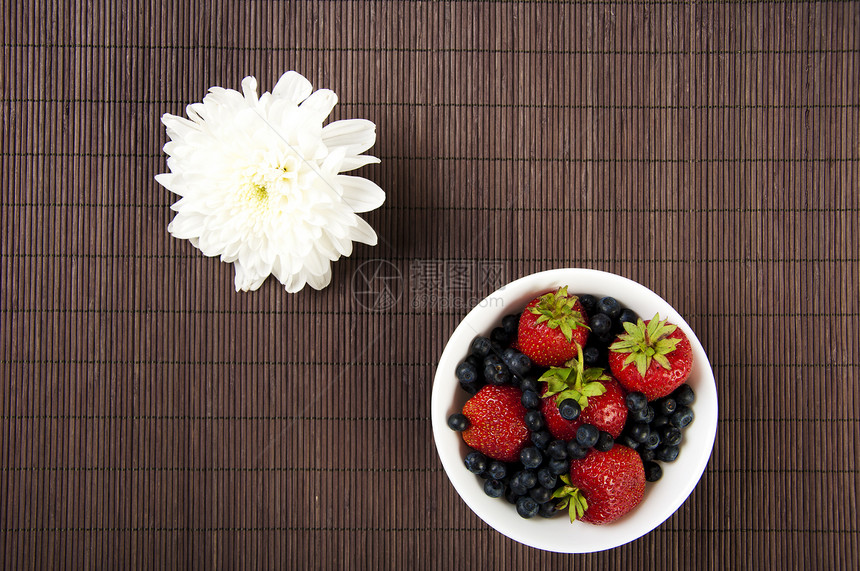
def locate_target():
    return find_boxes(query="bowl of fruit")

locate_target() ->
[431,268,718,553]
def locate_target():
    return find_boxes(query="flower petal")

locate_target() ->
[272,71,313,105]
[299,89,338,124]
[336,175,386,213]
[321,119,377,155]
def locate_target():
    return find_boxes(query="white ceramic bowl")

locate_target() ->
[431,268,718,553]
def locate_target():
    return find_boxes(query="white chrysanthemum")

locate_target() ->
[155,71,385,292]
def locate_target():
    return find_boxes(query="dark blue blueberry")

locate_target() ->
[662,426,683,447]
[456,362,477,384]
[671,406,695,429]
[447,413,469,431]
[578,294,598,315]
[459,379,480,395]
[590,313,612,336]
[632,405,655,424]
[657,398,677,416]
[538,501,558,518]
[524,410,544,432]
[508,482,527,498]
[618,434,640,450]
[464,354,483,371]
[483,479,504,498]
[470,336,492,358]
[530,430,552,450]
[629,423,651,443]
[639,447,656,463]
[516,496,540,518]
[583,345,602,366]
[644,461,663,482]
[537,468,557,489]
[508,353,532,376]
[576,423,600,448]
[625,391,648,412]
[487,368,511,386]
[595,431,614,452]
[519,375,538,393]
[502,314,520,336]
[490,326,510,346]
[618,308,638,326]
[644,431,661,450]
[529,485,553,504]
[597,297,622,318]
[596,331,616,344]
[487,461,507,480]
[549,457,569,475]
[566,440,589,459]
[513,470,537,490]
[483,353,502,368]
[547,440,568,460]
[651,414,670,429]
[521,389,541,410]
[656,445,680,462]
[464,451,487,474]
[673,384,696,406]
[559,398,581,421]
[520,447,543,469]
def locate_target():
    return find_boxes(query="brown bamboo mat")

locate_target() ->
[2,0,858,568]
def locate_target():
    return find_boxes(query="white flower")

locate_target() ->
[155,71,385,293]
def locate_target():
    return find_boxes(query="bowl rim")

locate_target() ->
[430,268,719,553]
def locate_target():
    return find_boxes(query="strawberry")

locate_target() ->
[542,376,628,440]
[517,286,590,367]
[609,314,694,400]
[554,445,645,525]
[461,385,530,462]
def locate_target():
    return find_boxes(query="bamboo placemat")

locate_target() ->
[1,1,858,568]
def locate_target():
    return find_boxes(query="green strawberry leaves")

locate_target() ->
[609,313,681,377]
[529,286,590,343]
[539,345,608,410]
[552,475,588,522]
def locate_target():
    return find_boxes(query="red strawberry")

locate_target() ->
[518,287,590,367]
[542,376,628,439]
[554,445,645,525]
[609,314,693,400]
[461,385,529,462]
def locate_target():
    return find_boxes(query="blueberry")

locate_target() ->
[470,337,492,358]
[520,447,543,469]
[447,413,469,431]
[578,294,598,315]
[644,461,663,482]
[506,352,532,376]
[671,406,695,429]
[651,414,669,429]
[502,314,520,336]
[657,398,677,416]
[576,423,600,448]
[596,331,615,344]
[549,457,569,475]
[662,426,683,447]
[456,362,477,384]
[504,486,522,504]
[490,326,510,346]
[618,434,640,450]
[618,308,638,326]
[464,354,483,371]
[459,379,480,395]
[629,423,651,443]
[558,399,581,421]
[590,313,612,336]
[597,297,622,318]
[483,354,502,368]
[487,461,507,480]
[529,485,553,504]
[521,389,541,410]
[673,384,696,406]
[644,431,661,450]
[595,431,614,452]
[547,440,568,460]
[566,440,589,459]
[519,375,538,393]
[537,468,557,489]
[625,392,647,412]
[516,496,540,518]
[656,445,680,462]
[464,451,487,474]
[530,430,552,450]
[639,448,656,463]
[483,479,504,498]
[513,470,537,489]
[632,405,655,424]
[485,368,511,386]
[583,345,602,366]
[538,501,558,518]
[524,410,545,432]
